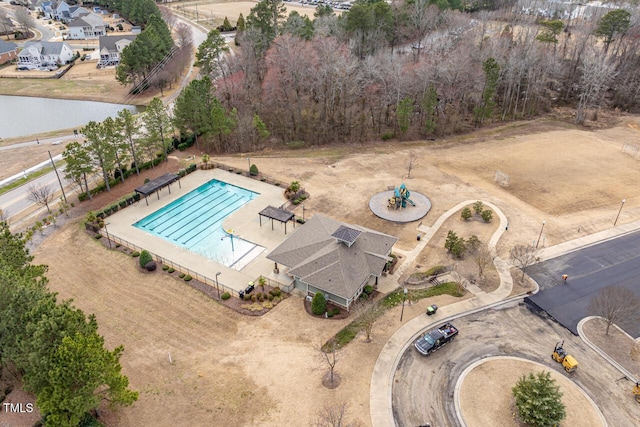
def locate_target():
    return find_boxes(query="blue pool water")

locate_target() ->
[134,179,261,268]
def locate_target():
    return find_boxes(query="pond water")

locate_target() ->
[0,95,143,139]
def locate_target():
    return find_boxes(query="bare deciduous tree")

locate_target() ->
[588,285,640,335]
[159,6,178,32]
[14,7,35,37]
[311,401,363,427]
[406,151,418,179]
[468,238,493,278]
[509,244,537,280]
[27,184,54,213]
[575,48,617,124]
[319,340,340,389]
[174,22,193,48]
[0,8,14,35]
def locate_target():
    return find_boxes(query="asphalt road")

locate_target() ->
[526,230,640,338]
[392,303,640,427]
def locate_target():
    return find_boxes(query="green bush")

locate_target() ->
[381,132,394,141]
[183,275,192,281]
[256,292,262,299]
[94,234,102,239]
[144,178,150,184]
[251,294,257,301]
[139,250,153,268]
[363,285,374,295]
[327,311,334,318]
[221,292,231,300]
[272,287,281,297]
[131,251,140,257]
[473,200,484,214]
[481,209,493,222]
[311,292,327,315]
[332,307,340,315]
[178,143,187,151]
[425,265,445,276]
[244,294,251,301]
[461,207,472,220]
[250,164,259,176]
[168,267,175,273]
[162,265,170,271]
[178,273,185,278]
[286,140,306,149]
[268,294,274,301]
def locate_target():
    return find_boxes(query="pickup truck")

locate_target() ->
[414,322,458,356]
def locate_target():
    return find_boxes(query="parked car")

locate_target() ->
[51,141,62,145]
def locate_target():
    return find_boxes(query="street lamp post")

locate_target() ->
[104,222,112,249]
[246,157,251,173]
[400,288,408,322]
[301,204,305,221]
[535,220,546,248]
[614,199,626,226]
[215,272,221,297]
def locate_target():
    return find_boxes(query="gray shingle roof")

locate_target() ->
[68,12,103,28]
[267,215,397,300]
[21,41,69,56]
[0,39,17,55]
[331,225,361,246]
[99,35,137,52]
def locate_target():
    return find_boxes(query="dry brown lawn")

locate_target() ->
[26,114,640,426]
[460,358,603,427]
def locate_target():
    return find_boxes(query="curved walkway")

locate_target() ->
[370,199,513,427]
[370,200,640,426]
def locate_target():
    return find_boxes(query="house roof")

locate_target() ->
[0,39,17,55]
[267,214,397,301]
[20,41,70,57]
[99,35,137,52]
[69,13,104,28]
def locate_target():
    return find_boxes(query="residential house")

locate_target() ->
[267,214,398,311]
[0,39,18,65]
[17,41,73,70]
[68,13,106,39]
[98,35,136,67]
[42,1,70,21]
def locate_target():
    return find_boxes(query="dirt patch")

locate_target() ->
[21,115,640,426]
[581,317,640,379]
[459,358,603,427]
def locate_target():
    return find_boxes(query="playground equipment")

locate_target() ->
[388,183,416,210]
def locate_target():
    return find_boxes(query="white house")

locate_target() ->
[68,13,106,39]
[98,35,136,67]
[42,1,70,21]
[17,41,73,70]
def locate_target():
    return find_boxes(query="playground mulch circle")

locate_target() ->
[368,190,431,223]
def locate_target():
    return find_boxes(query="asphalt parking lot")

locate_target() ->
[526,230,640,338]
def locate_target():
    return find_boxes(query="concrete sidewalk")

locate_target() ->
[369,200,640,427]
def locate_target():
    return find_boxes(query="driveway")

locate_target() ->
[526,230,640,338]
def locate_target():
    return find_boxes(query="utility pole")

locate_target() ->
[48,150,67,203]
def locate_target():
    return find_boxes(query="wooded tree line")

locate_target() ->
[93,0,161,26]
[63,100,172,197]
[182,0,640,153]
[0,223,137,425]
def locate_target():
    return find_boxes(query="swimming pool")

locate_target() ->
[134,179,262,269]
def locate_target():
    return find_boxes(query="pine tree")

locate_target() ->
[512,371,566,427]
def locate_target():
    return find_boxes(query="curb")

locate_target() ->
[577,316,638,384]
[453,356,608,427]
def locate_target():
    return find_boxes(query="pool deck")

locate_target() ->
[105,169,299,294]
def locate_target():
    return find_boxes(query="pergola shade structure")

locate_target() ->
[258,205,295,234]
[135,173,181,205]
